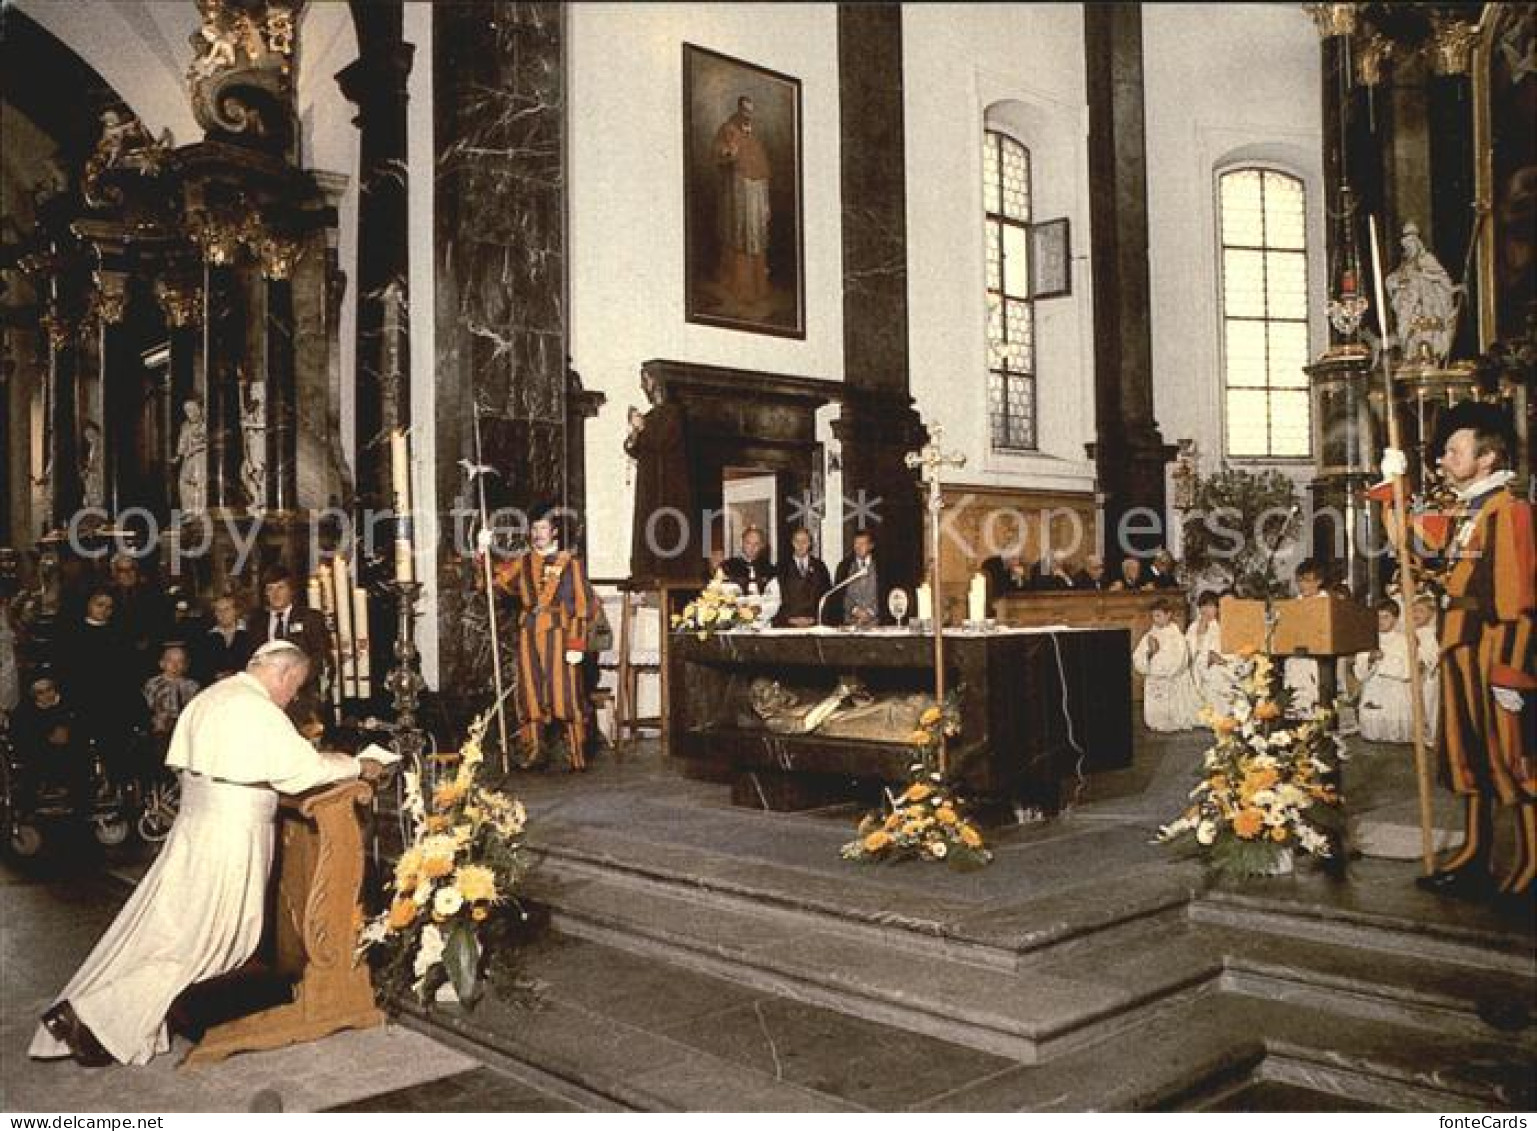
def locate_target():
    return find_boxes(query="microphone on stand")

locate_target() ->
[816,565,870,627]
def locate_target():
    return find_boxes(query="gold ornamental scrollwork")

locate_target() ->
[253,231,302,280]
[1304,2,1359,40]
[38,313,74,353]
[155,279,203,328]
[1355,32,1394,87]
[188,209,243,266]
[89,274,129,326]
[1427,14,1480,77]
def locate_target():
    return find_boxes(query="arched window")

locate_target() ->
[984,129,1036,452]
[1218,167,1311,459]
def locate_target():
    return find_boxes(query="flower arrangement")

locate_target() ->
[672,572,755,638]
[1157,649,1345,878]
[359,712,530,1007]
[840,695,992,870]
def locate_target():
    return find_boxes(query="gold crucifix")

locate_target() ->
[904,425,966,775]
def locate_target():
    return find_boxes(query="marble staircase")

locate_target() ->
[421,822,1537,1111]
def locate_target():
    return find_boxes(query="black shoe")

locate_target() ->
[1415,864,1495,901]
[41,1002,113,1067]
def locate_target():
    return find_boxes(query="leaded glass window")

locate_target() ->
[1218,168,1311,459]
[984,130,1036,452]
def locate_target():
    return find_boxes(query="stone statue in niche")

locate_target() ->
[240,380,267,511]
[80,420,104,511]
[175,400,208,516]
[748,677,934,742]
[1385,222,1460,365]
[624,368,700,583]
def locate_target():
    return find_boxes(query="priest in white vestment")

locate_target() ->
[29,641,385,1067]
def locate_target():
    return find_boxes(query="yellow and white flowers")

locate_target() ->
[359,712,529,1006]
[1157,650,1344,878]
[672,572,755,638]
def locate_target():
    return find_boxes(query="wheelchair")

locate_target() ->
[0,725,137,857]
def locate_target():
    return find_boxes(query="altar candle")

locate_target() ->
[390,429,412,515]
[306,574,322,613]
[394,536,415,583]
[332,554,356,698]
[968,572,987,623]
[916,582,933,623]
[352,585,371,697]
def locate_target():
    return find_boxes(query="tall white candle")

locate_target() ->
[306,575,322,613]
[968,572,987,623]
[390,429,411,515]
[916,582,933,624]
[352,585,371,697]
[394,536,415,583]
[332,554,356,699]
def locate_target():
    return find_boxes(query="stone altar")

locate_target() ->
[668,626,1132,812]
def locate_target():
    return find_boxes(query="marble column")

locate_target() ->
[1426,21,1478,363]
[200,260,245,515]
[43,306,82,528]
[263,275,298,513]
[1083,4,1174,563]
[339,3,414,513]
[434,1,568,715]
[835,2,925,593]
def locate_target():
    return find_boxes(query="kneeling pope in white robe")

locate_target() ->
[29,640,385,1066]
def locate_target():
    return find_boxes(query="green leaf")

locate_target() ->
[445,921,483,1008]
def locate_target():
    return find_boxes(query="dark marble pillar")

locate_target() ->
[434,1,568,714]
[339,2,414,513]
[1083,4,1174,563]
[44,311,82,528]
[1427,67,1476,360]
[835,2,925,592]
[264,276,298,512]
[200,261,245,514]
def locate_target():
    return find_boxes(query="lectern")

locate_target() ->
[184,780,383,1066]
[1219,594,1377,708]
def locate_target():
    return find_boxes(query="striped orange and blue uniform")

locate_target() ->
[1422,488,1536,804]
[504,550,595,766]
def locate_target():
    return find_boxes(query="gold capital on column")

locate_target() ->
[1304,3,1358,40]
[1355,32,1394,87]
[1426,14,1479,77]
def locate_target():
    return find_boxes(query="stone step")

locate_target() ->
[530,820,1199,968]
[1207,925,1537,1049]
[910,993,1535,1112]
[1192,880,1537,975]
[528,865,1224,1063]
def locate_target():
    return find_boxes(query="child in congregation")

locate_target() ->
[1352,600,1414,743]
[1132,598,1201,732]
[1185,590,1238,716]
[1283,559,1328,718]
[143,644,200,740]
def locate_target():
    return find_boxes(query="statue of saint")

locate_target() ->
[240,381,267,510]
[175,400,208,516]
[624,369,700,583]
[1384,222,1460,365]
[748,677,935,741]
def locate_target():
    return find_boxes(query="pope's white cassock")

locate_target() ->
[29,667,359,1065]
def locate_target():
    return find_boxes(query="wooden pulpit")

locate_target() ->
[184,779,384,1066]
[1219,594,1377,658]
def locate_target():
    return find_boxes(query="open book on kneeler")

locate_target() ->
[1219,595,1377,657]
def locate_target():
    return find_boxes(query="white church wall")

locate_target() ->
[1144,2,1325,514]
[902,2,1098,498]
[567,2,846,582]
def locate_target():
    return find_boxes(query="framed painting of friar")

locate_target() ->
[683,43,805,339]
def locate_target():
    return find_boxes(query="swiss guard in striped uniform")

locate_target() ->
[496,505,597,771]
[1388,402,1534,907]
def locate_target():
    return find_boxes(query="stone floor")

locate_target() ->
[3,722,1532,1112]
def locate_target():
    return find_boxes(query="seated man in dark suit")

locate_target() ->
[1146,548,1182,590]
[775,527,831,627]
[1111,557,1150,592]
[720,526,776,595]
[1076,555,1114,591]
[1030,551,1079,591]
[249,565,332,732]
[980,552,1032,614]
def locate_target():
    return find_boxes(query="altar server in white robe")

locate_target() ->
[1283,561,1329,717]
[29,641,385,1067]
[1352,600,1415,744]
[1186,591,1239,715]
[1133,599,1201,732]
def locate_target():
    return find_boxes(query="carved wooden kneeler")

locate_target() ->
[184,780,383,1066]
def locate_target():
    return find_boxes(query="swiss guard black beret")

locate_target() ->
[1430,399,1518,461]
